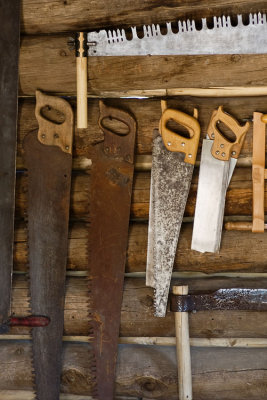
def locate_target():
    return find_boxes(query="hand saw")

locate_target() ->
[23,90,73,400]
[146,101,200,317]
[191,106,249,253]
[88,101,136,399]
[75,12,267,127]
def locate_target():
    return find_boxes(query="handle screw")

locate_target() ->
[232,151,236,156]
[215,150,220,155]
[181,142,185,147]
[188,154,192,158]
[222,152,225,157]
[167,142,171,146]
[211,133,215,139]
[41,134,46,139]
[65,145,69,150]
[220,143,224,148]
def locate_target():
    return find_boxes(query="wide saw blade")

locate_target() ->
[23,91,73,400]
[0,0,20,325]
[88,13,267,56]
[89,101,136,399]
[147,132,194,317]
[191,139,231,253]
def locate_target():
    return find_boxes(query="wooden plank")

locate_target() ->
[21,0,267,34]
[9,275,267,337]
[19,35,267,96]
[0,341,266,399]
[13,220,267,273]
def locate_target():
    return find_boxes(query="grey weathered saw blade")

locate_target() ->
[0,0,20,324]
[88,13,267,56]
[147,133,194,317]
[191,139,231,253]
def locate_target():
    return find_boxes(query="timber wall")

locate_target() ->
[2,1,267,399]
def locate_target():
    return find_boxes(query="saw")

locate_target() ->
[191,106,249,253]
[75,12,267,127]
[146,101,200,317]
[23,90,74,400]
[88,101,136,399]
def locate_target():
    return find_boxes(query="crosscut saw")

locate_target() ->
[88,101,136,399]
[23,90,73,400]
[191,106,249,253]
[146,101,200,317]
[75,12,267,126]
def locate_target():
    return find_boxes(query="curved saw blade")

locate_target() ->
[23,91,73,400]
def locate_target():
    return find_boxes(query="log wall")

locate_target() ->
[3,1,267,398]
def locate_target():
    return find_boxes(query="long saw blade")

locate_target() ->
[88,101,136,399]
[0,0,20,325]
[23,91,73,400]
[147,104,200,317]
[88,13,267,56]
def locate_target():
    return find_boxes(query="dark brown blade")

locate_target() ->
[0,0,20,324]
[23,91,73,400]
[89,101,136,399]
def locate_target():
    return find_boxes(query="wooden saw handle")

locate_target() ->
[173,285,193,400]
[159,100,200,165]
[207,106,250,161]
[76,32,88,128]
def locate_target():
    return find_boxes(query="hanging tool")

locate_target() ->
[191,106,249,253]
[23,90,74,400]
[88,101,136,399]
[76,32,88,128]
[146,101,200,317]
[225,113,267,232]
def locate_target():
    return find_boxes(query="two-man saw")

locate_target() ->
[23,90,74,400]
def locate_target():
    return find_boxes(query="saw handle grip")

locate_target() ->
[207,106,250,161]
[76,32,88,128]
[98,100,136,138]
[173,285,192,400]
[9,315,50,328]
[159,105,200,165]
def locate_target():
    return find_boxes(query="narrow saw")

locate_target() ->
[23,90,74,400]
[191,106,249,253]
[146,101,200,317]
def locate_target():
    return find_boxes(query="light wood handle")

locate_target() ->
[76,32,87,129]
[224,221,253,231]
[173,285,192,400]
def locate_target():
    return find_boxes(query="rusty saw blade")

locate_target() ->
[23,90,73,400]
[0,0,20,326]
[146,102,200,317]
[88,101,136,399]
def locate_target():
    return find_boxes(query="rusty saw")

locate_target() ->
[88,101,136,399]
[146,101,200,317]
[23,90,73,400]
[191,106,250,253]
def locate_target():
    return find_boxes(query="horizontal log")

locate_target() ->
[19,35,267,96]
[0,340,267,399]
[21,0,267,34]
[9,275,267,338]
[13,220,267,274]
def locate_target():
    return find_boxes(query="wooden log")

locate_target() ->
[19,35,267,96]
[9,275,267,338]
[21,0,267,34]
[0,341,267,399]
[13,220,267,273]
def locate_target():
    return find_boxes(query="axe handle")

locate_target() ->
[76,56,88,128]
[173,285,192,400]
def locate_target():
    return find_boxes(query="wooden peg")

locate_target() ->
[76,32,88,129]
[173,285,193,400]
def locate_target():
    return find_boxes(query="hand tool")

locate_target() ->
[191,106,249,253]
[146,101,200,317]
[225,113,267,232]
[88,101,136,399]
[23,90,74,400]
[76,32,88,128]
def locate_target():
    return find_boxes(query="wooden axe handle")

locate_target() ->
[173,285,193,400]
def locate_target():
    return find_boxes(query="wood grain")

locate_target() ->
[18,35,267,96]
[0,340,267,399]
[21,0,267,34]
[9,275,267,338]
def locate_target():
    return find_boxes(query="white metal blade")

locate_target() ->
[191,139,231,253]
[228,157,237,186]
[88,13,267,56]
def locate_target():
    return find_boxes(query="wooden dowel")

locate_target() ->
[76,32,87,129]
[173,285,192,400]
[224,221,253,231]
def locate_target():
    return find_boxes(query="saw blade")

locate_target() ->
[88,13,267,56]
[0,0,20,325]
[191,139,231,253]
[23,91,73,400]
[148,133,194,317]
[88,101,136,399]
